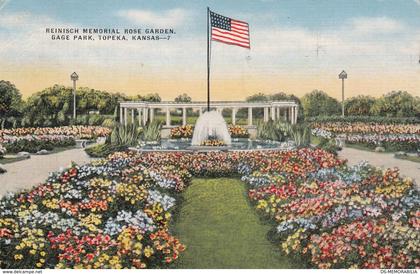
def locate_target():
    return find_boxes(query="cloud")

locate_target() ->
[414,0,420,5]
[350,17,404,34]
[116,8,190,27]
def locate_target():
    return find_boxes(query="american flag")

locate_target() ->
[210,11,250,49]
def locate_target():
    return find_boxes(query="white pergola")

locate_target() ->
[119,101,299,127]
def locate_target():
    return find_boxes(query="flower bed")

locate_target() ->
[246,162,419,269]
[1,135,76,153]
[169,125,249,139]
[0,148,418,269]
[228,125,250,138]
[0,126,111,140]
[0,126,111,154]
[311,122,420,152]
[200,139,226,146]
[170,125,193,139]
[311,122,420,135]
[0,152,188,269]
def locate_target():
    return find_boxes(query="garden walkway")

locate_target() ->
[173,178,292,269]
[338,147,420,188]
[0,148,91,197]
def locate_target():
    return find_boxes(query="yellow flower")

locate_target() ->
[30,249,37,255]
[40,251,46,257]
[36,263,42,268]
[144,246,154,258]
[14,254,23,260]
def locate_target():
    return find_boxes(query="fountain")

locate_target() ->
[191,111,231,146]
[137,110,294,151]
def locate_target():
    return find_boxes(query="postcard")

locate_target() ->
[0,0,419,271]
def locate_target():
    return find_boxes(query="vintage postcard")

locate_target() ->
[0,0,419,271]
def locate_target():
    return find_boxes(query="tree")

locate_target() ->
[23,84,128,126]
[246,92,269,102]
[0,80,23,128]
[174,93,192,103]
[301,90,341,117]
[371,91,419,117]
[142,93,161,102]
[345,95,376,116]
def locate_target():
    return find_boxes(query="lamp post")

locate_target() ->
[338,70,347,117]
[70,72,79,120]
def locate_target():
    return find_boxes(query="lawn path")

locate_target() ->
[173,178,291,269]
[338,147,420,188]
[0,148,91,197]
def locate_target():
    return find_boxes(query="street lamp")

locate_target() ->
[338,70,347,117]
[70,72,79,120]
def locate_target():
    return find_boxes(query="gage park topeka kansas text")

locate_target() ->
[46,28,175,41]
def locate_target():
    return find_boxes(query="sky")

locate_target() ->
[0,0,419,101]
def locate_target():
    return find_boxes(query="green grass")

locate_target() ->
[394,154,420,163]
[344,143,378,152]
[0,156,26,165]
[172,178,292,269]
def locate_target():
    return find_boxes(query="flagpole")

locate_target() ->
[207,7,210,111]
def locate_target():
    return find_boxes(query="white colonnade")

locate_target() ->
[119,101,299,127]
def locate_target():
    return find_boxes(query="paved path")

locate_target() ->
[0,148,91,197]
[173,178,292,269]
[338,147,420,188]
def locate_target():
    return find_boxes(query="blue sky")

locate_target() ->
[0,0,419,100]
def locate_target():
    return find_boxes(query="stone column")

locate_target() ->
[137,108,142,126]
[283,108,287,121]
[149,108,154,123]
[131,109,134,124]
[294,106,298,124]
[123,108,127,126]
[271,106,275,120]
[143,108,148,125]
[232,108,237,125]
[199,107,203,116]
[182,107,187,126]
[288,107,292,124]
[263,107,269,122]
[119,106,123,124]
[248,107,253,126]
[166,107,171,126]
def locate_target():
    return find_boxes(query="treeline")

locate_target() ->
[246,90,420,120]
[0,81,161,128]
[1,80,419,128]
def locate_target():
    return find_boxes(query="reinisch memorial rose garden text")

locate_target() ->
[45,28,175,41]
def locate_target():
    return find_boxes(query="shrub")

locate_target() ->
[141,121,161,142]
[85,143,126,158]
[256,120,289,141]
[287,124,310,147]
[102,118,117,128]
[316,137,342,155]
[110,124,142,146]
[301,90,341,117]
[88,114,105,126]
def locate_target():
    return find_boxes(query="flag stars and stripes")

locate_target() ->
[210,11,250,49]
